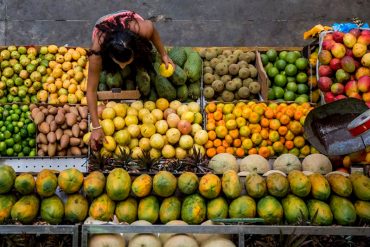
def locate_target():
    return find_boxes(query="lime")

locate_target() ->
[296,72,308,83]
[13,133,21,143]
[274,74,287,87]
[17,122,24,128]
[285,51,299,64]
[4,130,11,139]
[27,123,36,135]
[268,88,276,100]
[275,59,287,71]
[23,146,31,155]
[295,95,309,103]
[287,76,296,83]
[11,114,19,121]
[295,57,308,70]
[273,87,285,99]
[29,139,36,147]
[286,82,298,92]
[285,64,298,76]
[266,49,278,62]
[261,54,269,66]
[17,152,24,157]
[29,149,36,157]
[5,138,14,147]
[264,62,273,72]
[20,128,28,138]
[0,133,4,141]
[0,142,6,152]
[284,90,296,101]
[13,144,22,153]
[13,126,19,134]
[267,67,279,78]
[279,51,288,60]
[297,84,309,94]
[289,147,300,157]
[6,148,14,156]
[21,105,29,112]
[6,124,14,132]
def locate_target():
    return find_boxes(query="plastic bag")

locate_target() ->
[332,22,369,33]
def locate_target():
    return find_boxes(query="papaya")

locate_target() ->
[349,173,370,201]
[131,174,152,198]
[0,165,16,194]
[170,65,187,86]
[287,170,311,197]
[207,197,228,220]
[184,52,202,82]
[188,82,201,100]
[148,87,158,102]
[168,47,187,67]
[153,171,177,197]
[159,196,181,224]
[41,195,64,224]
[266,173,289,198]
[0,194,16,223]
[176,85,188,102]
[138,195,159,224]
[136,68,151,96]
[282,194,308,224]
[257,195,284,224]
[245,173,266,199]
[229,195,256,218]
[178,172,199,195]
[327,174,352,197]
[154,74,176,101]
[65,193,89,223]
[307,199,333,226]
[14,173,35,195]
[58,168,84,194]
[36,169,58,197]
[354,200,370,222]
[83,171,106,198]
[199,173,221,199]
[106,168,131,201]
[89,194,115,221]
[11,194,39,224]
[181,194,206,224]
[330,195,356,225]
[106,72,122,89]
[115,197,138,224]
[222,170,242,199]
[99,70,107,84]
[308,173,331,201]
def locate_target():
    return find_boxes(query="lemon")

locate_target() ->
[159,63,174,77]
[103,136,116,152]
[101,119,115,136]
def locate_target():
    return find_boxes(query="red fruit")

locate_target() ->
[331,83,344,95]
[331,43,346,58]
[318,76,333,92]
[345,48,353,57]
[350,29,361,38]
[348,92,362,100]
[336,167,349,173]
[177,120,192,135]
[329,58,342,71]
[333,31,344,43]
[322,39,336,50]
[357,75,370,93]
[344,80,358,96]
[341,56,356,73]
[361,30,370,36]
[354,60,361,70]
[324,33,333,40]
[357,34,370,46]
[318,65,333,77]
[324,92,335,103]
[366,102,370,108]
[318,50,332,65]
[334,95,347,100]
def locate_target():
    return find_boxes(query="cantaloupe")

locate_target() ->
[128,234,161,247]
[208,153,238,174]
[240,154,270,174]
[164,235,199,247]
[200,237,236,247]
[193,220,230,243]
[302,154,332,175]
[89,234,126,247]
[159,220,189,243]
[273,154,301,174]
[126,220,152,241]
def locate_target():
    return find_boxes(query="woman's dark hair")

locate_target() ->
[95,13,154,73]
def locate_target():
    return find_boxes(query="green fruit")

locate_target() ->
[279,51,288,60]
[285,51,299,64]
[267,67,279,78]
[273,87,285,99]
[27,123,36,135]
[268,88,275,100]
[295,95,309,103]
[285,64,298,76]
[275,59,287,71]
[297,84,309,94]
[264,62,273,72]
[266,49,278,62]
[261,54,269,66]
[296,72,308,84]
[274,74,287,87]
[284,91,296,101]
[286,82,298,92]
[295,58,308,70]
[287,76,296,83]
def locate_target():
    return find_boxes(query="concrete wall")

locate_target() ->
[0,0,368,47]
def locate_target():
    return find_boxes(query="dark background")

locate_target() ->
[0,0,369,47]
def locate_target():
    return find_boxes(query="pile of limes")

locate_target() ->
[261,49,310,103]
[0,104,37,157]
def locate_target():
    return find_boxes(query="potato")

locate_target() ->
[37,149,45,156]
[65,113,77,126]
[47,143,57,157]
[39,122,50,134]
[67,149,72,156]
[55,129,63,140]
[77,116,81,122]
[81,147,88,155]
[45,115,55,124]
[41,144,48,153]
[49,121,57,132]
[69,107,79,117]
[70,137,81,147]
[63,129,72,137]
[37,133,48,145]
[57,108,65,115]
[49,107,58,115]
[72,124,80,138]
[30,104,37,111]
[34,111,45,125]
[57,144,63,152]
[79,120,88,131]
[60,123,68,130]
[60,135,70,149]
[77,105,88,119]
[79,141,85,148]
[31,108,41,119]
[42,108,49,115]
[57,150,67,156]
[47,132,56,144]
[55,113,65,125]
[63,104,70,112]
[70,147,82,156]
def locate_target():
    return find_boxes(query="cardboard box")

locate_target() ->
[97,88,141,100]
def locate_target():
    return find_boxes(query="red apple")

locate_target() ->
[319,65,333,77]
[357,34,370,46]
[318,50,332,65]
[334,95,347,100]
[362,30,370,36]
[318,76,333,92]
[345,48,353,57]
[322,39,336,50]
[324,92,335,103]
[324,33,333,40]
[333,31,344,43]
[358,75,370,93]
[344,80,358,96]
[331,83,344,95]
[329,58,342,71]
[350,28,361,38]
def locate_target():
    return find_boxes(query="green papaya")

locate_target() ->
[184,52,202,82]
[41,195,64,225]
[99,70,107,84]
[136,68,151,96]
[0,194,17,223]
[148,87,158,102]
[154,74,176,101]
[176,85,188,102]
[188,82,201,100]
[98,82,108,91]
[106,72,122,89]
[330,195,356,225]
[11,195,40,224]
[282,194,308,224]
[170,65,187,86]
[168,47,187,67]
[307,199,333,226]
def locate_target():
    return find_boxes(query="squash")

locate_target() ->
[164,235,199,247]
[273,154,301,174]
[89,234,126,247]
[240,154,270,174]
[302,154,332,175]
[208,153,238,174]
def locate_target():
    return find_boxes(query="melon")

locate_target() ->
[128,234,161,247]
[127,220,152,241]
[200,237,236,247]
[208,153,238,174]
[302,154,332,175]
[164,235,198,247]
[240,154,270,174]
[273,154,301,174]
[193,220,230,243]
[159,220,189,243]
[89,234,126,247]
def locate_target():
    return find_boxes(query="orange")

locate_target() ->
[264,108,275,119]
[213,139,222,147]
[293,136,305,148]
[279,114,290,125]
[233,139,242,148]
[248,148,258,155]
[208,130,216,141]
[267,146,275,157]
[275,111,283,120]
[278,126,288,136]
[253,104,265,115]
[260,140,268,147]
[248,112,261,124]
[239,126,251,137]
[342,156,351,167]
[242,139,253,150]
[216,103,224,111]
[266,140,273,146]
[260,118,270,128]
[226,147,234,155]
[206,103,217,113]
[269,119,281,130]
[207,113,214,120]
[224,135,233,145]
[272,141,284,153]
[217,120,226,126]
[222,140,230,148]
[285,108,295,118]
[229,129,239,139]
[214,111,223,121]
[216,146,226,154]
[223,104,234,114]
[268,130,280,142]
[289,121,302,135]
[279,137,285,144]
[215,125,228,138]
[300,145,311,156]
[225,119,237,130]
[249,124,262,134]
[206,148,217,158]
[233,107,243,118]
[156,98,169,111]
[258,146,271,158]
[236,148,245,157]
[236,117,247,128]
[285,130,295,141]
[260,129,269,140]
[251,133,262,145]
[205,140,214,149]
[242,107,252,119]
[285,140,294,150]
[224,113,236,121]
[294,110,303,121]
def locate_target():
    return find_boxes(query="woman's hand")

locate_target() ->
[162,54,175,69]
[90,128,105,151]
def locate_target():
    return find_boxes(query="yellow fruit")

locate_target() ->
[142,114,156,124]
[138,108,151,121]
[58,46,68,55]
[193,112,203,125]
[112,104,127,118]
[115,145,130,156]
[125,115,138,126]
[151,109,164,121]
[162,145,176,158]
[155,120,169,135]
[175,147,187,159]
[181,111,195,123]
[113,117,125,130]
[103,136,116,152]
[169,100,182,110]
[47,45,58,54]
[177,105,189,116]
[106,101,117,108]
[194,130,209,145]
[144,101,156,111]
[129,138,139,149]
[102,107,116,120]
[150,134,165,149]
[179,135,194,149]
[83,132,91,145]
[114,130,131,146]
[156,98,170,111]
[166,128,181,144]
[127,107,138,116]
[100,147,112,158]
[37,90,49,102]
[131,147,144,159]
[141,123,156,138]
[131,101,144,111]
[150,148,161,160]
[187,102,200,113]
[226,119,237,130]
[159,63,174,77]
[127,125,141,138]
[101,119,115,136]
[139,138,151,151]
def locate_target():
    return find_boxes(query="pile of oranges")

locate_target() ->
[205,101,318,158]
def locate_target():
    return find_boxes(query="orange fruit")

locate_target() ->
[249,124,262,134]
[285,130,295,141]
[207,113,214,120]
[236,148,245,157]
[253,104,265,115]
[233,139,242,148]
[226,147,234,155]
[242,139,253,150]
[156,98,169,111]
[300,145,311,156]
[285,140,294,150]
[294,110,303,121]
[269,119,281,130]
[279,137,285,144]
[260,129,269,140]
[279,114,290,125]
[260,118,270,128]
[260,140,268,147]
[239,126,251,137]
[248,148,258,155]
[206,103,217,113]
[264,108,275,119]
[225,119,237,130]
[229,129,239,139]
[215,125,228,138]
[242,107,252,119]
[214,111,223,121]
[267,146,275,157]
[236,117,247,128]
[289,121,302,135]
[224,135,233,145]
[293,136,305,148]
[206,148,217,158]
[216,146,226,154]
[248,112,261,124]
[268,130,280,142]
[272,141,284,153]
[278,126,288,136]
[213,139,222,147]
[208,130,216,141]
[251,133,262,145]
[258,146,271,158]
[206,121,216,131]
[217,120,225,126]
[205,140,214,149]
[222,140,230,148]
[285,108,295,118]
